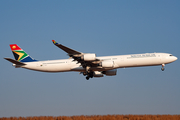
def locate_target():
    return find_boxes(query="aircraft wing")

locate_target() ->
[52,40,82,55]
[52,40,101,68]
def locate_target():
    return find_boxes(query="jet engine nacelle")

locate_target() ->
[100,61,114,68]
[81,53,96,61]
[103,69,117,76]
[93,71,104,77]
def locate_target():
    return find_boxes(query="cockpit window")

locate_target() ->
[170,54,173,56]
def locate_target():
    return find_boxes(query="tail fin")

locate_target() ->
[10,44,37,62]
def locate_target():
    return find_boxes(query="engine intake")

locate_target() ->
[81,53,96,61]
[100,61,114,68]
[93,71,104,77]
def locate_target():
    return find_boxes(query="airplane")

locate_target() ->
[4,40,178,80]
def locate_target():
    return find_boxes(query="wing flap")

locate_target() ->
[4,58,26,65]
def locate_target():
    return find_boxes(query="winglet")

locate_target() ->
[52,40,58,45]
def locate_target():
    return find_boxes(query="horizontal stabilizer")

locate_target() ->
[52,40,82,55]
[4,58,26,65]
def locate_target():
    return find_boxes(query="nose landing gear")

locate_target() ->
[161,64,165,71]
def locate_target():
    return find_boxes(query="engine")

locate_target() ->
[100,61,114,68]
[93,71,104,77]
[103,69,117,76]
[81,53,96,61]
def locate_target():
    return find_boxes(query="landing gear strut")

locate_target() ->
[161,64,165,71]
[84,66,94,80]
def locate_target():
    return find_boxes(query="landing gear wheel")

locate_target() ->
[89,73,93,78]
[86,76,89,80]
[161,64,165,71]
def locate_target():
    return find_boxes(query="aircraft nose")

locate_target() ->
[168,56,178,63]
[174,56,178,61]
[172,56,178,61]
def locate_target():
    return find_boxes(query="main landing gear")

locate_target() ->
[161,64,165,71]
[80,66,94,80]
[85,72,93,80]
[84,66,93,80]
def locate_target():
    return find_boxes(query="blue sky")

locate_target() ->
[0,0,180,117]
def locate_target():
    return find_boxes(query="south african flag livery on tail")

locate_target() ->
[10,44,37,62]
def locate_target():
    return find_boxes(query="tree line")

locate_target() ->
[1,115,180,120]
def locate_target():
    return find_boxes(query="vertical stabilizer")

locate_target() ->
[10,44,37,62]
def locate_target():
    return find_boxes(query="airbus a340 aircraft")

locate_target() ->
[5,40,178,80]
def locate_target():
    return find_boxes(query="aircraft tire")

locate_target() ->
[86,77,89,80]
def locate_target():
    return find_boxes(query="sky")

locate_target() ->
[0,0,180,117]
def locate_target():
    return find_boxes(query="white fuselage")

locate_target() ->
[17,53,177,72]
